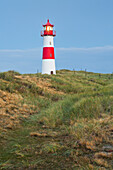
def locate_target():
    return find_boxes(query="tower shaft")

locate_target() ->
[41,19,56,75]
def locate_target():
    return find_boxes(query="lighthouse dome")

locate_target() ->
[43,19,54,27]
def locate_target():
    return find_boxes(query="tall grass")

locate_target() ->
[37,94,113,127]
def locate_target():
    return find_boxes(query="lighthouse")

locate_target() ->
[41,19,56,74]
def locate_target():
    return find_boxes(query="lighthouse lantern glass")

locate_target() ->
[44,26,46,30]
[47,26,50,31]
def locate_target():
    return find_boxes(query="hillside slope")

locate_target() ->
[0,70,113,169]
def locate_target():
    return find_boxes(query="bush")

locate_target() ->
[0,71,20,81]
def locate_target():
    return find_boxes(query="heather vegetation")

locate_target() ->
[0,70,113,169]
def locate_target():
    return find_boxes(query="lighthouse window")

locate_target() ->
[50,42,51,45]
[47,26,50,31]
[50,53,52,57]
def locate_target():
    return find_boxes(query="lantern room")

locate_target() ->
[41,19,56,37]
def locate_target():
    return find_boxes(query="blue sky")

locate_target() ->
[0,0,113,73]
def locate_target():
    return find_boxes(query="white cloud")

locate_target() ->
[0,48,41,59]
[0,45,113,55]
[0,48,41,53]
[56,45,113,52]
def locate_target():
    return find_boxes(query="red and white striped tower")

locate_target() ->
[41,19,56,74]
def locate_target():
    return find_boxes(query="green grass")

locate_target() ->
[0,70,113,169]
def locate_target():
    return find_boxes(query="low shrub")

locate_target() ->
[0,71,20,81]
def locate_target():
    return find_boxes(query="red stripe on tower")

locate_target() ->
[43,47,55,60]
[41,19,56,75]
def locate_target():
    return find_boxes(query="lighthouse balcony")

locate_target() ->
[41,30,56,36]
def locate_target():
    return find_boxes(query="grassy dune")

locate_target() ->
[0,70,113,169]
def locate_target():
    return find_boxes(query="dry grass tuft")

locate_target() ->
[30,132,49,137]
[94,152,113,159]
[0,89,35,130]
[94,158,109,168]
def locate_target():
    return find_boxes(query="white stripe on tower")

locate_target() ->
[42,59,56,75]
[43,36,54,47]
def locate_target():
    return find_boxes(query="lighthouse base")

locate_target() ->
[42,59,56,75]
